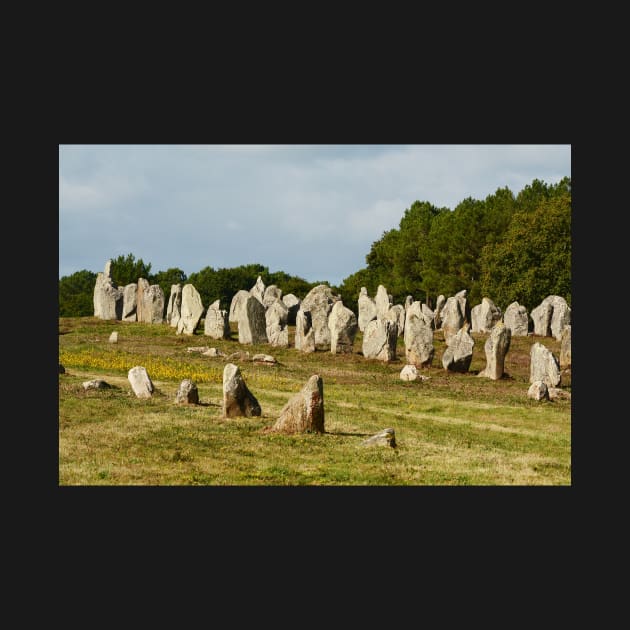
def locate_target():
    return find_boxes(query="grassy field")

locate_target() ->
[58,316,571,486]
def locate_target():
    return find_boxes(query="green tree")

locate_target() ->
[479,187,571,310]
[152,268,188,314]
[110,253,152,287]
[59,270,97,317]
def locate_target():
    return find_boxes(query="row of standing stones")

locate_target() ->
[63,263,572,446]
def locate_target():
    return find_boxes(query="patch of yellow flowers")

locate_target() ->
[59,349,222,384]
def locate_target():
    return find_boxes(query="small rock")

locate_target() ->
[82,379,111,390]
[361,428,397,448]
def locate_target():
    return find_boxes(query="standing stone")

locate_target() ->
[375,285,392,320]
[441,295,466,346]
[222,363,261,418]
[265,299,289,347]
[177,284,205,335]
[559,325,571,370]
[295,308,315,353]
[421,304,435,330]
[442,323,475,372]
[135,278,150,324]
[282,294,301,325]
[204,299,231,340]
[433,294,446,329]
[127,366,154,399]
[404,295,414,311]
[262,285,283,309]
[531,300,553,337]
[386,304,406,336]
[477,321,511,380]
[528,380,550,401]
[166,284,182,328]
[270,374,324,434]
[470,297,502,333]
[175,379,199,404]
[328,301,358,354]
[122,283,138,322]
[238,295,268,344]
[250,276,266,304]
[229,290,251,324]
[529,342,561,387]
[545,296,571,340]
[301,284,339,349]
[108,331,118,343]
[93,260,123,320]
[503,301,529,336]
[404,304,434,367]
[362,318,398,362]
[141,285,165,324]
[358,287,377,332]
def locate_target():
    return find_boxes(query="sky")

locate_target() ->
[59,144,571,287]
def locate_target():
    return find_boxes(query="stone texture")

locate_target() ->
[295,308,315,353]
[362,318,398,362]
[301,284,339,349]
[529,342,561,387]
[559,325,571,370]
[265,299,289,347]
[222,363,261,418]
[361,428,396,448]
[270,375,324,434]
[528,380,549,401]
[477,321,511,380]
[108,331,118,343]
[404,304,434,367]
[176,284,204,335]
[358,287,377,332]
[128,366,154,399]
[375,285,392,320]
[442,323,475,372]
[470,297,502,333]
[328,301,358,354]
[229,290,251,324]
[204,299,231,340]
[282,293,301,325]
[122,283,138,322]
[238,295,268,344]
[82,379,111,390]
[166,284,182,328]
[503,301,529,336]
[93,260,123,320]
[175,379,199,404]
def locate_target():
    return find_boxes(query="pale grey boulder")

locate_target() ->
[252,353,277,364]
[166,284,182,328]
[328,300,358,354]
[503,301,529,336]
[204,299,231,340]
[82,379,111,390]
[531,300,553,337]
[122,283,138,322]
[441,295,466,346]
[108,331,118,343]
[265,299,289,347]
[128,366,154,399]
[442,323,474,372]
[400,364,418,381]
[295,308,315,353]
[544,296,571,340]
[222,363,261,417]
[470,297,502,333]
[135,278,150,323]
[301,284,339,349]
[529,342,561,387]
[238,295,268,344]
[177,284,205,335]
[362,318,398,362]
[229,290,251,324]
[477,321,511,380]
[433,294,446,329]
[271,374,324,434]
[358,287,377,332]
[361,428,396,448]
[140,285,165,324]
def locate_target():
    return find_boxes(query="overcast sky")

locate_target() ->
[59,144,570,286]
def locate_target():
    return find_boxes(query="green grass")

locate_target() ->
[58,316,571,486]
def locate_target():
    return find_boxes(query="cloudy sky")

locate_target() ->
[59,144,570,286]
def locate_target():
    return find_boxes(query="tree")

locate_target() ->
[59,270,97,317]
[110,253,152,287]
[152,268,188,313]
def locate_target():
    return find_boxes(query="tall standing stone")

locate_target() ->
[433,294,446,329]
[442,323,475,372]
[250,276,266,304]
[386,304,406,337]
[265,299,289,347]
[328,301,358,354]
[122,283,138,322]
[531,300,554,336]
[204,299,231,339]
[404,305,434,368]
[262,285,283,308]
[441,295,466,346]
[140,285,165,324]
[93,260,123,320]
[229,290,251,324]
[470,297,502,333]
[300,284,339,349]
[127,366,154,399]
[362,318,398,362]
[477,321,511,380]
[529,342,561,387]
[282,294,301,325]
[375,285,392,320]
[166,284,182,328]
[135,278,150,324]
[503,301,529,336]
[238,295,268,344]
[270,375,324,434]
[177,283,205,335]
[295,308,315,353]
[358,287,377,332]
[559,325,571,370]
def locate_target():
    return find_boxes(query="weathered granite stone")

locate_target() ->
[358,287,377,332]
[122,283,138,322]
[529,342,561,387]
[82,379,111,390]
[442,323,474,372]
[477,321,511,380]
[528,380,549,401]
[470,297,502,333]
[229,290,251,324]
[166,284,182,328]
[295,308,316,353]
[175,379,199,404]
[265,299,289,347]
[559,325,571,370]
[503,301,529,336]
[222,363,261,418]
[328,301,358,354]
[128,366,154,399]
[362,318,398,362]
[301,284,339,349]
[204,299,231,340]
[238,295,268,344]
[176,284,204,335]
[270,374,324,434]
[361,428,396,448]
[404,304,434,367]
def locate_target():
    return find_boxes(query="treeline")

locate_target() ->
[58,257,327,317]
[58,176,571,318]
[336,177,571,313]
